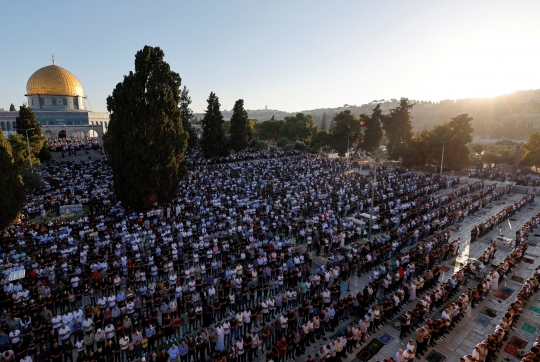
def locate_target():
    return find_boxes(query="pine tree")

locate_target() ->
[200,92,229,158]
[321,112,328,130]
[0,132,25,231]
[382,98,414,160]
[179,86,199,151]
[103,45,188,210]
[16,104,41,136]
[229,99,250,152]
[360,104,384,152]
[9,104,16,112]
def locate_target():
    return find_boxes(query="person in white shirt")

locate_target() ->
[59,324,71,341]
[105,323,116,340]
[108,293,117,308]
[243,309,252,333]
[8,330,21,344]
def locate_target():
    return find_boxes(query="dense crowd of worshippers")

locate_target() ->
[0,149,538,362]
[48,139,102,155]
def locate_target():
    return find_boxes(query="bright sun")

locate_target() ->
[416,31,537,100]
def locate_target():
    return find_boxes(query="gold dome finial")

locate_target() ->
[52,54,55,65]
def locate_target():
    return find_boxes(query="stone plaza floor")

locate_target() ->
[269,178,539,362]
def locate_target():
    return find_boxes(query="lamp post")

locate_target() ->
[17,127,36,173]
[368,162,377,242]
[366,146,385,242]
[440,142,445,176]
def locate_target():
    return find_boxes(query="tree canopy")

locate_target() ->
[522,131,540,172]
[280,113,317,144]
[16,104,41,137]
[0,132,25,231]
[254,117,283,143]
[229,99,250,152]
[8,133,50,169]
[103,45,188,210]
[359,104,384,152]
[179,86,198,151]
[329,110,363,156]
[200,92,228,158]
[382,98,414,160]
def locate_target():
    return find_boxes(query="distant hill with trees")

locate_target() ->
[194,89,540,139]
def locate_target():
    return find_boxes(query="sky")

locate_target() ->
[1,0,540,113]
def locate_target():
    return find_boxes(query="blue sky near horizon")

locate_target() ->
[1,0,540,113]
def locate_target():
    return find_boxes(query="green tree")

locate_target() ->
[103,45,188,210]
[246,119,256,141]
[359,104,384,152]
[200,92,229,158]
[0,132,25,231]
[311,130,331,153]
[254,117,283,143]
[321,112,328,130]
[222,121,231,135]
[16,104,41,137]
[229,99,250,152]
[8,134,49,169]
[9,104,16,112]
[280,113,317,143]
[179,86,198,151]
[522,132,540,172]
[382,98,414,160]
[437,114,474,171]
[329,110,363,156]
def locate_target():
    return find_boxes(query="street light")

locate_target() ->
[16,127,36,173]
[440,141,445,176]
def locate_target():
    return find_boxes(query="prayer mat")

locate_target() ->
[390,312,405,330]
[356,338,384,362]
[475,315,491,326]
[440,266,451,272]
[530,306,540,315]
[425,350,446,362]
[480,307,497,318]
[504,336,528,358]
[522,323,536,334]
[495,287,514,300]
[523,258,535,264]
[377,332,394,345]
[511,276,525,283]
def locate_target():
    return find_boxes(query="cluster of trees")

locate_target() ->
[0,104,50,230]
[521,132,540,173]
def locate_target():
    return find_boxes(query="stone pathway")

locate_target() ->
[274,182,539,362]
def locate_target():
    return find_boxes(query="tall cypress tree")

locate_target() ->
[0,132,25,231]
[103,45,188,210]
[200,92,228,158]
[382,98,414,160]
[360,104,384,152]
[179,86,198,151]
[229,99,250,152]
[16,104,41,136]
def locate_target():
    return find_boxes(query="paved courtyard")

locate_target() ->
[286,178,539,362]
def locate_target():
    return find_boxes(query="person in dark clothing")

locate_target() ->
[63,339,74,362]
[51,342,63,362]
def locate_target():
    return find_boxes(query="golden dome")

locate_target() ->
[26,64,85,97]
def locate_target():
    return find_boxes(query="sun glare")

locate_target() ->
[416,32,537,101]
